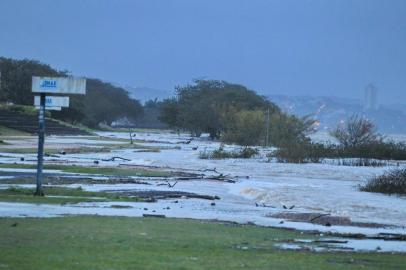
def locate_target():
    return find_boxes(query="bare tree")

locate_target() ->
[330,115,382,147]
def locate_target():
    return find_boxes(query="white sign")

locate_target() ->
[34,96,70,108]
[32,76,86,94]
[35,106,62,111]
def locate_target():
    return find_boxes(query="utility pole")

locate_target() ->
[35,93,46,196]
[129,128,134,144]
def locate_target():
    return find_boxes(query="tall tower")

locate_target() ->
[364,84,378,111]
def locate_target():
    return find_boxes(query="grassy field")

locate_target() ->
[0,142,161,154]
[0,125,30,136]
[0,163,171,177]
[0,186,142,204]
[0,216,404,270]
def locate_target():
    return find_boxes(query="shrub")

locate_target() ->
[324,158,389,167]
[269,141,406,165]
[330,115,382,147]
[268,113,315,148]
[360,168,406,195]
[199,145,259,159]
[268,142,325,163]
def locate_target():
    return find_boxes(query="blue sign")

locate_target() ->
[39,80,57,90]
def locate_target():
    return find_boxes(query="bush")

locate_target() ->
[199,145,259,159]
[269,141,406,165]
[268,113,315,148]
[330,115,382,147]
[268,142,325,163]
[324,158,389,167]
[360,168,406,195]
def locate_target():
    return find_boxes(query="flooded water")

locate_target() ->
[0,130,406,252]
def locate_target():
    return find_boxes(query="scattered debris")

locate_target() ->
[167,181,178,188]
[255,202,275,208]
[102,156,131,162]
[269,212,388,228]
[110,205,132,209]
[108,190,220,201]
[177,139,193,144]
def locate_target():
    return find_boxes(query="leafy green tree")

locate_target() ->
[0,57,143,128]
[268,113,315,147]
[160,80,279,139]
[222,110,265,146]
[159,98,179,128]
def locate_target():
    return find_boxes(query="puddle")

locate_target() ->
[275,238,406,253]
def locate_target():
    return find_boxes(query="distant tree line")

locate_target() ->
[0,57,143,128]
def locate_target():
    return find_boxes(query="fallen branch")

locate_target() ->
[168,181,178,188]
[309,213,330,222]
[102,156,131,162]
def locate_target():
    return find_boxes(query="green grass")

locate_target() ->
[0,216,404,270]
[0,125,30,136]
[0,104,39,116]
[47,118,96,135]
[0,142,160,154]
[0,163,171,177]
[0,186,141,204]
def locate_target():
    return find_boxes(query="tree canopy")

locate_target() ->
[158,79,316,146]
[0,57,143,127]
[159,80,280,139]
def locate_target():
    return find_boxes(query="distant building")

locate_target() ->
[364,84,378,111]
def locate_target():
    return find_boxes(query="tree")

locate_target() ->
[330,115,382,147]
[160,79,279,139]
[159,98,179,128]
[267,113,315,147]
[0,57,63,104]
[222,110,265,146]
[0,57,143,128]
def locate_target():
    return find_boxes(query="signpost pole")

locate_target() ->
[35,93,46,196]
[32,76,86,196]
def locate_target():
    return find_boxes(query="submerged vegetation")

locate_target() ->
[269,141,406,164]
[360,168,406,195]
[199,145,259,159]
[270,116,406,165]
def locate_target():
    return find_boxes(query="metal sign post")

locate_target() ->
[35,93,46,196]
[32,76,86,196]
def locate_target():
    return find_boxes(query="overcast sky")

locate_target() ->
[1,0,405,104]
